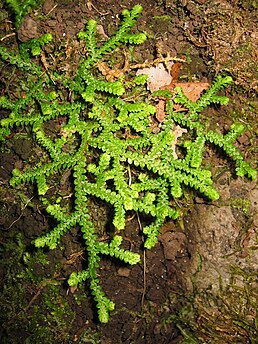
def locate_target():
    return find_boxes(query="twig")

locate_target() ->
[87,1,109,16]
[0,33,16,41]
[7,196,34,229]
[44,4,58,16]
[130,56,186,70]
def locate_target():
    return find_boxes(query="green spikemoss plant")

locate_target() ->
[0,5,256,322]
[4,0,41,29]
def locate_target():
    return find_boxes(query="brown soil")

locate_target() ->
[0,1,257,343]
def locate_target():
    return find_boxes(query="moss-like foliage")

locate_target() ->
[4,0,41,29]
[0,5,256,322]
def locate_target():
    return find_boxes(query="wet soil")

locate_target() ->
[0,1,257,343]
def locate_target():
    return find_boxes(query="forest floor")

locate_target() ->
[0,1,257,343]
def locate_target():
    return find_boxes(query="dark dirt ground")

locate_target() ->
[0,1,257,343]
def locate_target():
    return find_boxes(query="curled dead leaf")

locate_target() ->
[96,62,124,81]
[174,82,210,102]
[155,99,166,123]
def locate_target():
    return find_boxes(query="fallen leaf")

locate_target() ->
[96,62,124,81]
[136,62,172,92]
[174,82,210,102]
[163,58,210,102]
[137,61,209,102]
[171,61,182,83]
[96,24,109,39]
[171,125,187,159]
[155,98,166,122]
